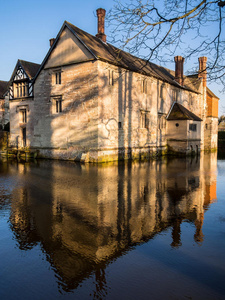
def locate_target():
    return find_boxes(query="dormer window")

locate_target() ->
[16,82,28,98]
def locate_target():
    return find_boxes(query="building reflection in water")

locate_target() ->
[4,152,217,296]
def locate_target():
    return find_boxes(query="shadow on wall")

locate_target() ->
[33,54,104,160]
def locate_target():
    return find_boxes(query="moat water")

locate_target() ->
[0,153,225,300]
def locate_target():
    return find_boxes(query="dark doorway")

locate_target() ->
[22,127,26,147]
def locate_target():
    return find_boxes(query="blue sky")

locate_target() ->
[0,0,223,114]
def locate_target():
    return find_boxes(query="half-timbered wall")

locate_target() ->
[9,65,34,100]
[9,64,35,147]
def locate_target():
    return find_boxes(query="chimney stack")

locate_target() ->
[96,8,106,43]
[174,56,185,86]
[49,38,56,47]
[198,56,207,87]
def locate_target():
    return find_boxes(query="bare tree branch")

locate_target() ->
[107,0,225,88]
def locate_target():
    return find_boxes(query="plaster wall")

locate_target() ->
[167,120,201,153]
[167,120,188,140]
[187,120,201,140]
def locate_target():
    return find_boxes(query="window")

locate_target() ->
[141,111,149,129]
[160,83,166,100]
[172,89,177,102]
[118,122,122,129]
[158,114,166,130]
[22,127,26,147]
[109,70,114,86]
[189,94,194,106]
[56,98,62,113]
[16,82,28,98]
[51,96,63,114]
[55,72,61,84]
[189,124,197,131]
[20,109,27,123]
[142,79,147,94]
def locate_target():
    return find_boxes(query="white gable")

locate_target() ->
[14,66,28,81]
[45,27,94,69]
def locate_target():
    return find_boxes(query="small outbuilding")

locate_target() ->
[166,102,202,154]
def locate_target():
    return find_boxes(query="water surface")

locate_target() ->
[0,153,225,299]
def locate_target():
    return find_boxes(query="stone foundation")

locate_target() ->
[36,145,167,163]
[167,139,201,155]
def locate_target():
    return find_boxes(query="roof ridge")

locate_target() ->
[32,19,199,94]
[19,59,41,66]
[66,21,178,77]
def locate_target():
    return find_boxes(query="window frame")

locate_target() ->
[51,96,63,114]
[108,70,114,86]
[140,110,150,130]
[20,109,27,123]
[52,69,62,85]
[142,79,147,94]
[189,123,197,132]
[55,72,61,85]
[16,81,28,98]
[56,98,62,113]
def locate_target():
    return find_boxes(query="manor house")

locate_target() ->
[4,8,219,162]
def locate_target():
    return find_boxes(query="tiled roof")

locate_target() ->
[7,59,41,92]
[34,20,199,94]
[0,80,8,98]
[167,102,202,121]
[66,22,199,93]
[19,60,41,79]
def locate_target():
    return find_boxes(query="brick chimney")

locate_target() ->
[49,38,56,47]
[174,56,185,86]
[96,8,106,42]
[198,56,207,87]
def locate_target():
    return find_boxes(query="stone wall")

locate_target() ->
[204,117,218,150]
[95,61,203,161]
[32,61,99,159]
[9,99,34,148]
[204,91,218,150]
[0,131,8,150]
[0,99,4,129]
[14,59,206,162]
[0,94,9,130]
